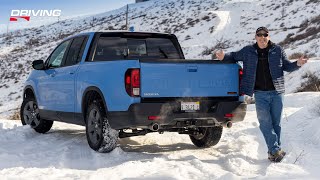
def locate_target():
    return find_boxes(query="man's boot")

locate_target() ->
[268,150,286,162]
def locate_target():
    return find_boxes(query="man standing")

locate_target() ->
[215,27,308,162]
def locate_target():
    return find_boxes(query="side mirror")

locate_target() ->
[32,60,45,70]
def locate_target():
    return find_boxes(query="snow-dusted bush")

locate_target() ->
[296,72,320,92]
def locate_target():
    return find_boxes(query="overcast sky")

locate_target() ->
[0,0,134,29]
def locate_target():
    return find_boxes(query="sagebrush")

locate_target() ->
[296,73,320,92]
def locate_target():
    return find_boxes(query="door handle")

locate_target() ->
[69,72,75,75]
[50,73,56,77]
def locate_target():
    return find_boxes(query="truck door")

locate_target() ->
[39,36,88,120]
[38,39,71,112]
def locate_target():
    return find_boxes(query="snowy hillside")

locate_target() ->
[1,92,320,179]
[0,0,319,118]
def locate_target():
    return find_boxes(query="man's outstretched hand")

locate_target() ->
[215,49,225,61]
[297,55,308,66]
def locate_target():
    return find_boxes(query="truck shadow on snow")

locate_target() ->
[119,138,199,153]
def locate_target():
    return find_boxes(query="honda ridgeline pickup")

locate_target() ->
[21,32,246,152]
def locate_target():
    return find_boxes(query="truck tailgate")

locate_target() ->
[140,60,240,98]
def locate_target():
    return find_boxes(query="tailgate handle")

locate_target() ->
[187,66,198,72]
[49,73,56,77]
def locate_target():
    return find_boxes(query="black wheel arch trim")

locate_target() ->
[82,86,108,119]
[23,85,37,100]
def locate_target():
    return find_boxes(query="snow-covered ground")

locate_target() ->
[0,92,319,179]
[1,0,320,118]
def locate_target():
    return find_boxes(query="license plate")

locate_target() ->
[181,101,200,111]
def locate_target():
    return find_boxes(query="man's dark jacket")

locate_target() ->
[223,42,300,97]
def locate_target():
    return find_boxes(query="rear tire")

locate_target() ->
[189,126,223,148]
[20,98,53,133]
[85,100,119,153]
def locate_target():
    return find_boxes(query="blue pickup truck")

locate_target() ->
[21,31,246,152]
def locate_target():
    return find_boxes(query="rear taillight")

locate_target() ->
[239,68,243,95]
[125,69,140,97]
[239,68,243,81]
[148,116,160,120]
[224,113,234,118]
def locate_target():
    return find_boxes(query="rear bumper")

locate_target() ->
[108,101,247,130]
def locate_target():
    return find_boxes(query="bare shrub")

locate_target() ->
[104,26,116,30]
[289,52,305,60]
[185,35,191,40]
[299,19,309,32]
[9,108,20,120]
[296,73,320,92]
[299,15,320,32]
[280,15,320,47]
[209,26,215,33]
[11,47,24,53]
[310,15,320,25]
[297,26,318,39]
[26,38,40,46]
[280,26,320,47]
[186,18,200,27]
[272,4,280,11]
[202,15,210,21]
[201,46,213,56]
[90,17,97,27]
[214,38,231,49]
[57,32,74,40]
[289,52,316,60]
[4,33,14,42]
[201,38,231,58]
[306,0,319,5]
[159,19,168,25]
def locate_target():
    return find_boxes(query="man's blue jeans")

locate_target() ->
[254,90,283,155]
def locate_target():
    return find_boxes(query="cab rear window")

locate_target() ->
[92,36,182,61]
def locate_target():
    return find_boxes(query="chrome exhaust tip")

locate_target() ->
[150,123,160,131]
[223,121,232,128]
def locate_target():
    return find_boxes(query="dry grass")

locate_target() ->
[9,108,20,120]
[279,15,320,47]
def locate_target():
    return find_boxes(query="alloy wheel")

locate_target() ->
[23,101,41,128]
[87,108,103,146]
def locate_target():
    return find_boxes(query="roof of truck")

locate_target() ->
[65,31,173,41]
